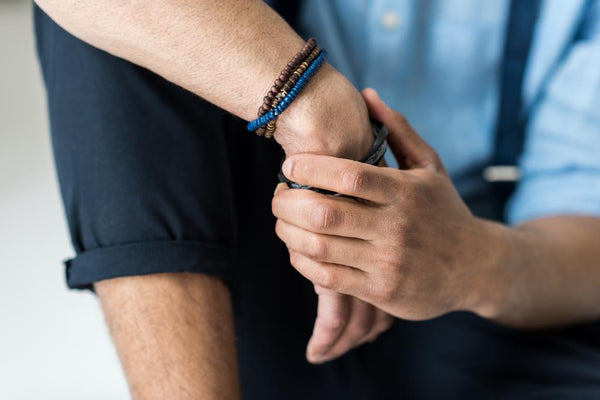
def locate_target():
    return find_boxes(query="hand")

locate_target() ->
[272,89,498,321]
[273,68,392,363]
[275,63,374,160]
[304,285,393,364]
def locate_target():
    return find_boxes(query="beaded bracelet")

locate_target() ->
[255,38,317,136]
[264,46,322,138]
[259,38,316,115]
[246,49,327,133]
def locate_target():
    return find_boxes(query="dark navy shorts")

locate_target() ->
[34,5,600,399]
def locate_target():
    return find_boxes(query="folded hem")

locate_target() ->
[65,240,233,290]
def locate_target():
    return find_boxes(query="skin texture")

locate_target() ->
[273,88,600,336]
[34,0,392,396]
[33,0,373,159]
[95,273,240,400]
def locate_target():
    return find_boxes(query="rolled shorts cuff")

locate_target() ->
[65,240,233,290]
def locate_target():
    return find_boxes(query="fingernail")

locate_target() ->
[282,157,294,178]
[308,352,326,364]
[307,343,325,362]
[371,90,391,110]
[372,89,381,101]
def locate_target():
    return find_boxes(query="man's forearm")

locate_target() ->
[34,0,373,158]
[34,0,302,120]
[95,273,240,400]
[476,216,600,329]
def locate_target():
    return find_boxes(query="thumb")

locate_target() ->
[361,88,444,173]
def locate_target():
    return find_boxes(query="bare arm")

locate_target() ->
[95,273,240,400]
[34,0,373,159]
[478,216,600,329]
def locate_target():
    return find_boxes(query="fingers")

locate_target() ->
[276,219,372,271]
[272,186,382,239]
[362,308,394,343]
[281,154,396,203]
[306,288,351,363]
[288,251,367,297]
[362,88,445,173]
[313,297,375,363]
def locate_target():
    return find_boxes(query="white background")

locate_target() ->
[0,1,130,398]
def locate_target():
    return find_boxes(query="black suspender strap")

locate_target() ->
[489,0,541,220]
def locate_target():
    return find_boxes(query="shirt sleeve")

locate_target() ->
[507,2,600,225]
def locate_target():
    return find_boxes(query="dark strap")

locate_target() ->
[490,0,541,219]
[493,0,541,165]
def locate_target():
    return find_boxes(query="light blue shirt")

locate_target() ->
[297,0,600,225]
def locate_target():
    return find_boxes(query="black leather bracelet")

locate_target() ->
[278,121,388,195]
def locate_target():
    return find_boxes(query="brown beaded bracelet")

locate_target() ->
[263,46,322,138]
[255,38,317,136]
[260,38,317,114]
[256,39,317,136]
[279,46,320,95]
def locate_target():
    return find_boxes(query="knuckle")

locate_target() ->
[317,268,337,289]
[431,153,447,174]
[421,153,440,172]
[270,195,280,216]
[289,251,303,267]
[310,202,338,231]
[341,167,367,194]
[274,219,284,239]
[379,246,403,268]
[313,284,327,295]
[429,151,442,168]
[307,234,328,260]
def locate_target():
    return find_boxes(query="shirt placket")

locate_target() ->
[363,0,414,105]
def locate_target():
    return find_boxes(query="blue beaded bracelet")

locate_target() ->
[246,50,327,132]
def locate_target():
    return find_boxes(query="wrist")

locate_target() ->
[461,218,514,320]
[275,63,374,159]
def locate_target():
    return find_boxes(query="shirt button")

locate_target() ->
[381,11,401,30]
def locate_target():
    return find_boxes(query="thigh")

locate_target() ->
[35,6,241,288]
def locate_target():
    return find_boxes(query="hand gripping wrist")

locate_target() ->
[278,121,388,195]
